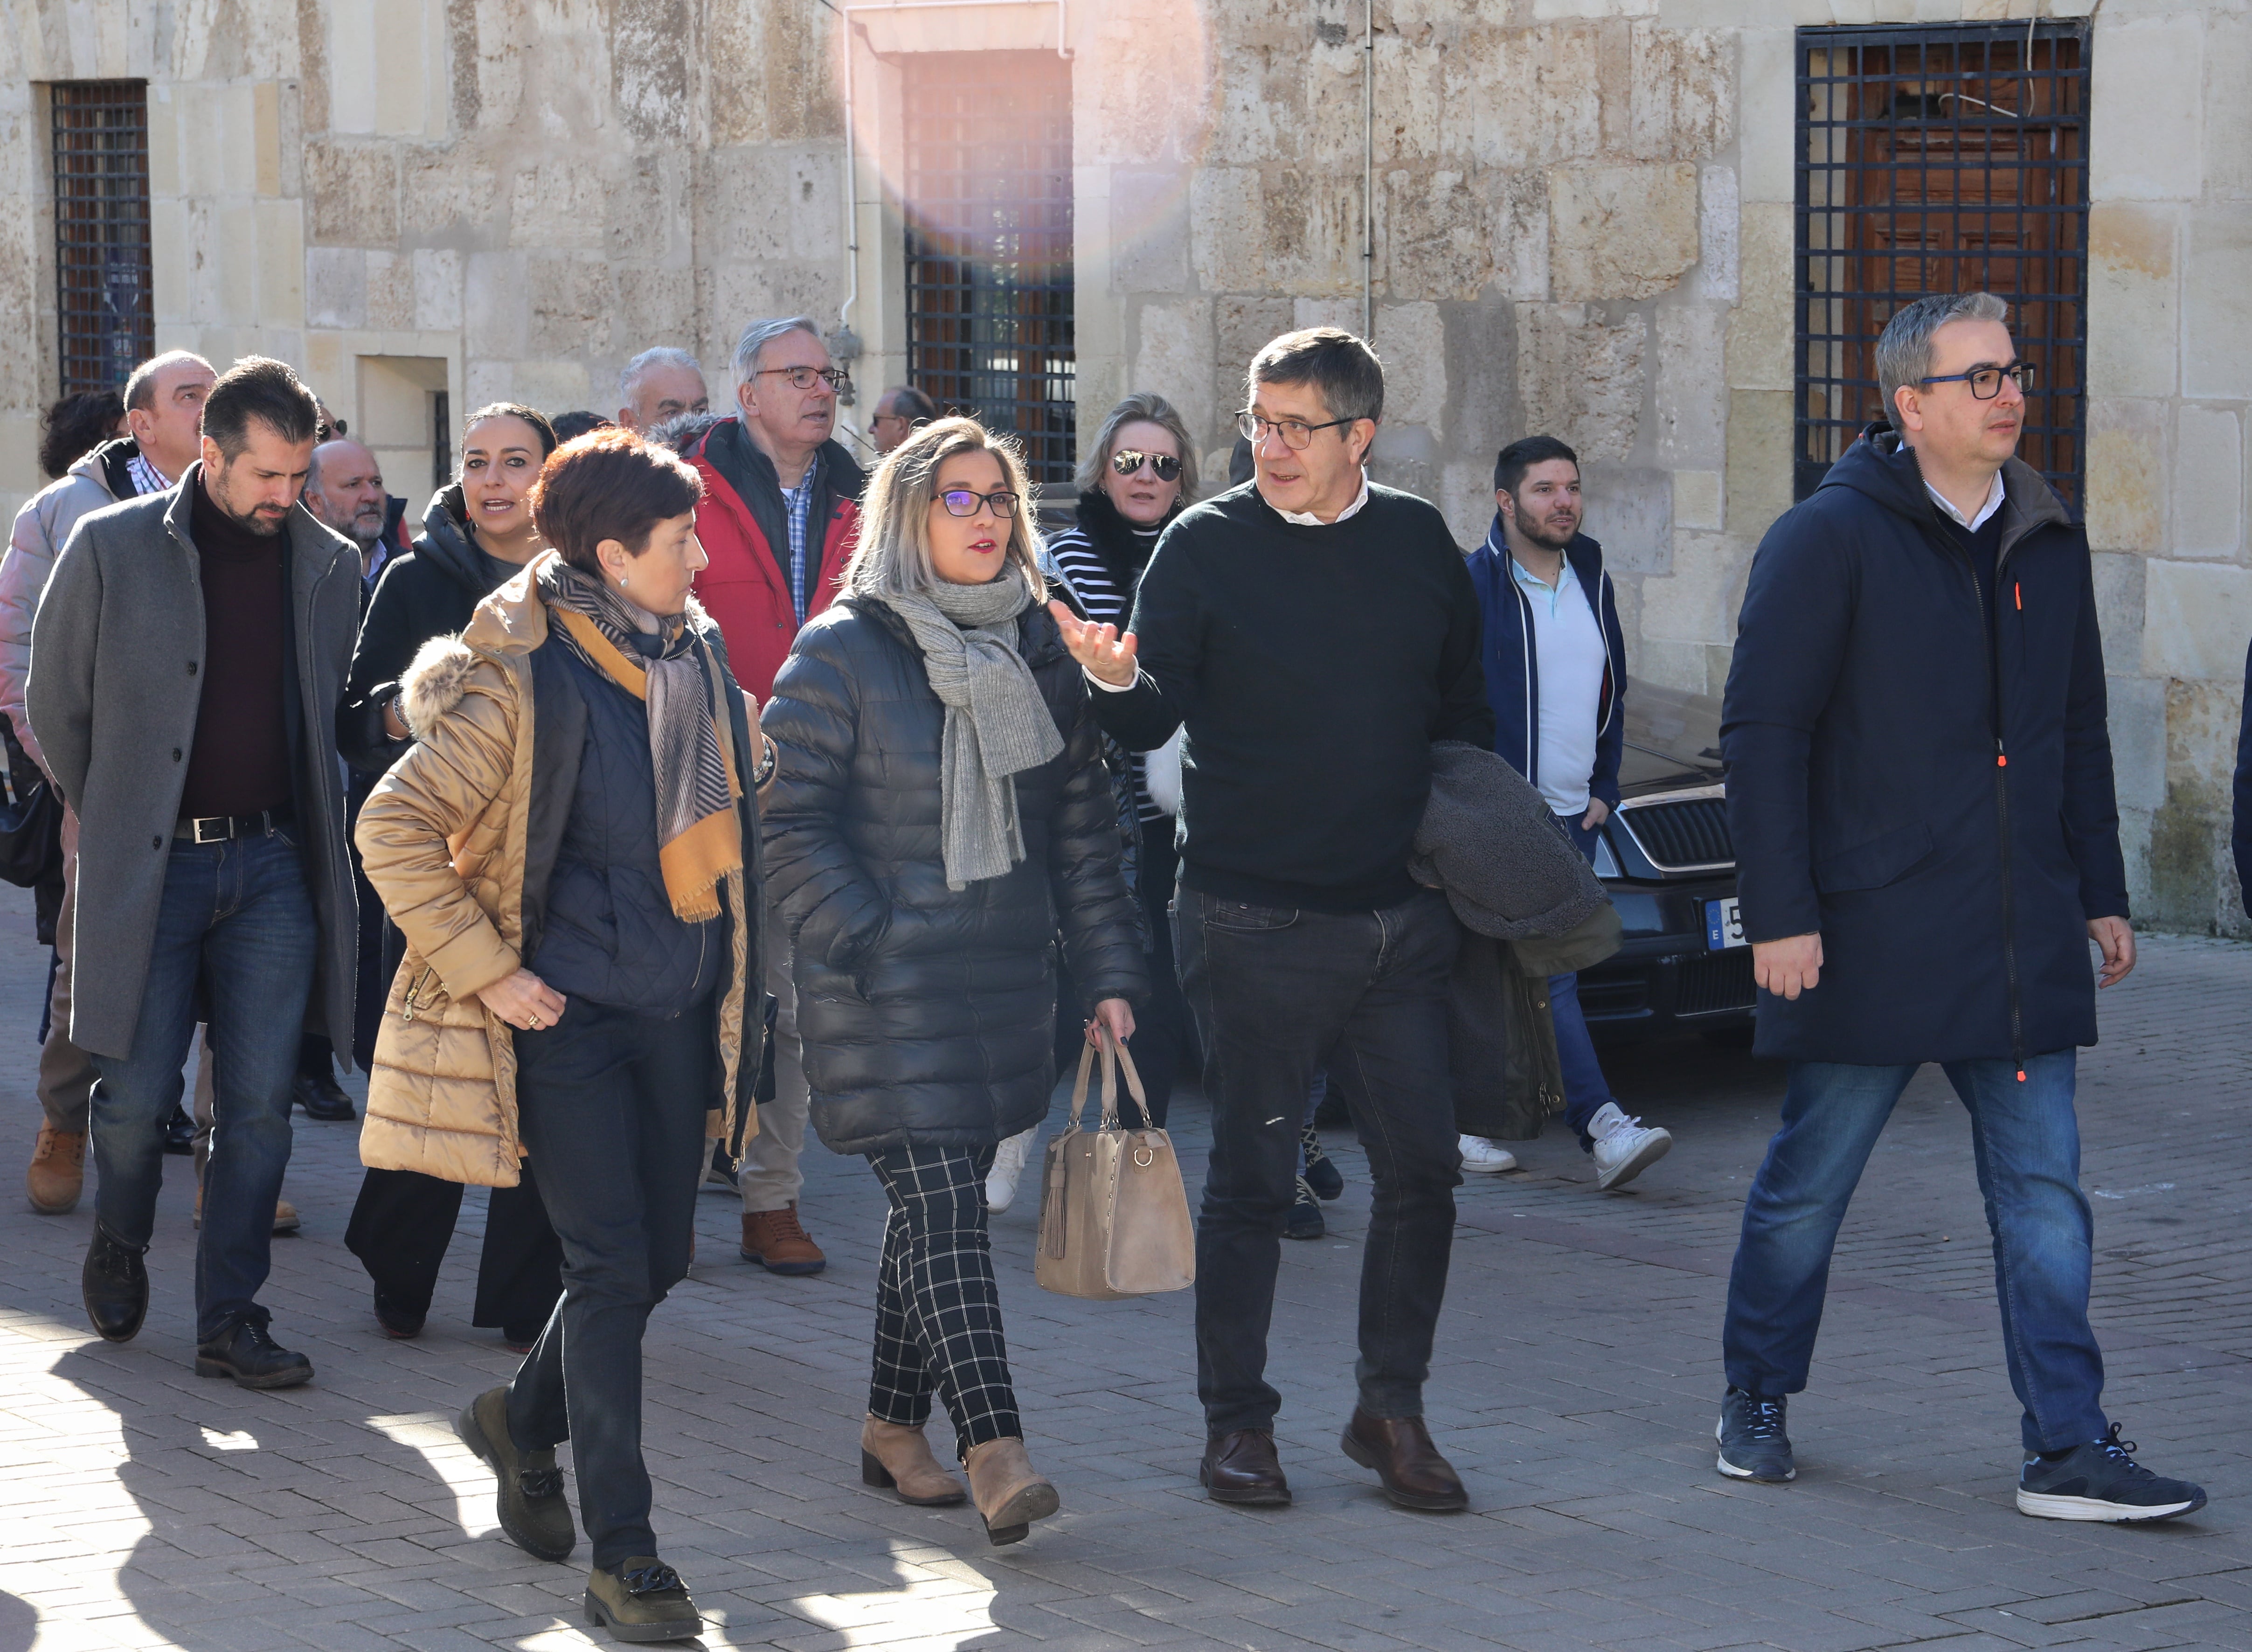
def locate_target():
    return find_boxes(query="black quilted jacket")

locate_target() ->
[762,594,1148,1155]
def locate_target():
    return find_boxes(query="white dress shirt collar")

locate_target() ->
[1273,471,1369,527]
[1926,467,2006,533]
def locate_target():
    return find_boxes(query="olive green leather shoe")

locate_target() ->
[455,1386,575,1561]
[585,1558,701,1642]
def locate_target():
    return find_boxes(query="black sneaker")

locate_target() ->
[1715,1387,1795,1483]
[195,1320,313,1389]
[2017,1425,2207,1523]
[1301,1122,1344,1201]
[83,1223,150,1343]
[1284,1177,1325,1240]
[294,1070,356,1122]
[372,1289,425,1340]
[457,1384,577,1560]
[161,1104,197,1155]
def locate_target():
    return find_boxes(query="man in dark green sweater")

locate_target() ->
[1052,327,1492,1512]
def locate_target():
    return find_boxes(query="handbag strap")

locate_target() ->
[1108,1027,1153,1131]
[1064,1032,1123,1132]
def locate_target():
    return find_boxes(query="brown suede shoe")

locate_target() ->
[27,1125,86,1215]
[1199,1429,1292,1506]
[192,1184,299,1235]
[860,1415,967,1506]
[1340,1408,1468,1511]
[963,1437,1059,1545]
[740,1202,826,1275]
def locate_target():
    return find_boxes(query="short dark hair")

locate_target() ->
[201,356,321,460]
[547,410,613,444]
[1247,327,1384,425]
[38,390,124,479]
[530,429,705,573]
[1494,435,1580,496]
[464,402,559,459]
[882,385,938,422]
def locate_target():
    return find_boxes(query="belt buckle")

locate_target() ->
[190,817,230,845]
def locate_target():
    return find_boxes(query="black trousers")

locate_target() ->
[1177,885,1462,1435]
[1053,816,1190,1127]
[866,1143,1020,1457]
[505,997,712,1569]
[344,1164,564,1337]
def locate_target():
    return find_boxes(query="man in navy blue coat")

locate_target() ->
[1717,292,2204,1522]
[1464,437,1677,1189]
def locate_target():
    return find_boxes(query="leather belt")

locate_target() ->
[175,808,292,845]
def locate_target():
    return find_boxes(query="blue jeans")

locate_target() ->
[89,828,318,1342]
[1552,814,1618,1145]
[1723,1051,2107,1451]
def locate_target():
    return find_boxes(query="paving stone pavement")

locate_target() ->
[2,874,2249,1652]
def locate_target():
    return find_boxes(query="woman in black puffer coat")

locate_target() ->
[762,416,1145,1547]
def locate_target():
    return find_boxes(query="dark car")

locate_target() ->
[1577,678,1755,1045]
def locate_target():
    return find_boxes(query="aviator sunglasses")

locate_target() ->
[1110,448,1183,482]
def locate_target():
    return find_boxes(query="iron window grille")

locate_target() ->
[1795,23,2090,507]
[903,51,1076,484]
[50,81,155,397]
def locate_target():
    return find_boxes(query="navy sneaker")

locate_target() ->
[2017,1425,2206,1523]
[1302,1123,1344,1201]
[1716,1387,1795,1483]
[1284,1177,1326,1240]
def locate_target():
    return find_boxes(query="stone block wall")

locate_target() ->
[4,0,2249,931]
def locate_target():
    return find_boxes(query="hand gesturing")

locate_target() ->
[1047,601,1139,687]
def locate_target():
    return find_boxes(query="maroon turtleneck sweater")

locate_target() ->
[180,478,293,819]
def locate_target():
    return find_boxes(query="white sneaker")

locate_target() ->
[1457,1134,1518,1174]
[985,1127,1038,1213]
[1587,1102,1671,1190]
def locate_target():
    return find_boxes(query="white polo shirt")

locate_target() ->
[1512,555,1606,817]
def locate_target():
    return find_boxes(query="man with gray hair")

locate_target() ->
[868,384,938,455]
[1054,327,1492,1513]
[615,347,709,434]
[672,315,867,1277]
[5,349,215,1214]
[1716,292,2205,1521]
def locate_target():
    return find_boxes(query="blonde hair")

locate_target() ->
[1074,390,1201,502]
[845,416,1047,600]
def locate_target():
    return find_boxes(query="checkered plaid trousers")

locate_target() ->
[866,1143,1020,1455]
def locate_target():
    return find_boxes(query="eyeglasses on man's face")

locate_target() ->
[1917,361,2037,400]
[935,488,1020,519]
[1110,448,1182,481]
[1236,410,1355,451]
[756,365,852,394]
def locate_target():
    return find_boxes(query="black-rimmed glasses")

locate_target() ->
[755,365,852,394]
[1236,410,1355,450]
[1917,361,2037,400]
[935,488,1020,519]
[1110,449,1182,481]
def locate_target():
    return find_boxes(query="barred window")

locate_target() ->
[50,81,155,396]
[903,52,1075,484]
[1796,23,2090,506]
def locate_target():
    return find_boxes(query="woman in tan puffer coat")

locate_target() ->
[355,430,763,1642]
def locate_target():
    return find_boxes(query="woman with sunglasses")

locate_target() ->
[986,396,1201,1211]
[761,415,1145,1545]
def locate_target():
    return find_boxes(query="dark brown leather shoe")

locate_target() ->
[1340,1408,1468,1511]
[1199,1429,1291,1506]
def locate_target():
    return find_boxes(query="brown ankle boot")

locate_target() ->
[27,1125,86,1215]
[962,1437,1058,1546]
[859,1416,967,1506]
[739,1202,826,1275]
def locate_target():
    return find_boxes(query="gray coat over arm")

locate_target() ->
[26,468,362,1061]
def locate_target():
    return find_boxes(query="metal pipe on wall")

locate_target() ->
[1363,0,1374,339]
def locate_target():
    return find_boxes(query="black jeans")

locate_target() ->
[504,997,713,1568]
[344,1164,563,1337]
[1177,885,1462,1435]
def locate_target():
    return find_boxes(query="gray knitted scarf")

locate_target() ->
[879,565,1063,888]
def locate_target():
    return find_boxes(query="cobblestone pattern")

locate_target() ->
[1,878,2247,1651]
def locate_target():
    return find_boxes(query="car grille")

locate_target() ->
[1618,797,1732,871]
[1676,951,1757,1017]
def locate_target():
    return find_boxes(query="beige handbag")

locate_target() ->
[1034,1027,1196,1299]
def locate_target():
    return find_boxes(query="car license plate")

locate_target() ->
[1705,897,1746,951]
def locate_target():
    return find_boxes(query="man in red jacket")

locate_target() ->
[683,315,867,1277]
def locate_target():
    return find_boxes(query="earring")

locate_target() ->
[619,576,628,587]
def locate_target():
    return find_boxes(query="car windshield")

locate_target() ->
[1621,677,1725,777]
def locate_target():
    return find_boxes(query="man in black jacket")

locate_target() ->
[1053,327,1492,1512]
[1718,292,2204,1522]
